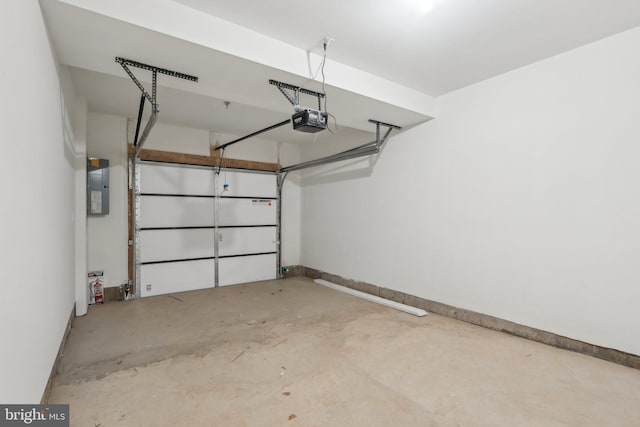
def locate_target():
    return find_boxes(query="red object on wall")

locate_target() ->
[93,280,104,304]
[88,271,104,305]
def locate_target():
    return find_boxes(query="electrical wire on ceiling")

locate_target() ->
[219,38,337,150]
[289,37,338,134]
[320,40,338,134]
[294,37,333,89]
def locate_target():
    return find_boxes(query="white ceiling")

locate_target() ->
[41,0,640,148]
[175,0,640,95]
[69,67,374,145]
[41,0,431,146]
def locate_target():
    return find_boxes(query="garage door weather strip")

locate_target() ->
[276,171,288,279]
[214,169,220,288]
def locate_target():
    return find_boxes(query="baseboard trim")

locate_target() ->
[104,284,127,302]
[41,305,75,404]
[282,265,304,278]
[287,265,640,370]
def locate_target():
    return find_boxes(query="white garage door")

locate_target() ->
[137,162,277,297]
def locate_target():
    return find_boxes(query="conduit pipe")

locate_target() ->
[314,279,428,317]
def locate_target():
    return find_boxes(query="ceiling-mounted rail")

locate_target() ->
[269,79,325,110]
[215,119,290,152]
[279,120,401,173]
[116,57,198,156]
[215,79,328,152]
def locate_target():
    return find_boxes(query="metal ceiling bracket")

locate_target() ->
[369,119,402,148]
[215,78,330,152]
[276,85,298,107]
[115,57,198,154]
[269,79,324,110]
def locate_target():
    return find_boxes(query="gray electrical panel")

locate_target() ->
[87,158,110,215]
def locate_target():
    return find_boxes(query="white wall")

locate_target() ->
[301,26,640,355]
[281,176,301,266]
[141,121,211,156]
[0,0,77,402]
[87,113,129,288]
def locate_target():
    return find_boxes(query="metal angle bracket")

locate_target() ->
[269,79,325,110]
[116,57,198,151]
[115,57,199,114]
[368,119,402,147]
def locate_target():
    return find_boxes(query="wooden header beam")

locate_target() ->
[127,145,279,172]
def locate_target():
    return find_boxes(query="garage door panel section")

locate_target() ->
[140,163,215,195]
[222,171,277,198]
[218,227,276,257]
[140,196,214,228]
[218,254,277,286]
[140,229,215,263]
[137,163,277,297]
[218,198,276,226]
[140,259,215,297]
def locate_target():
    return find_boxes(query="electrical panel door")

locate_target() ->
[87,158,109,215]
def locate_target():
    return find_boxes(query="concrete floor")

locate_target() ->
[51,277,640,426]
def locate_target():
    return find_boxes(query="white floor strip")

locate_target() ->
[314,279,428,317]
